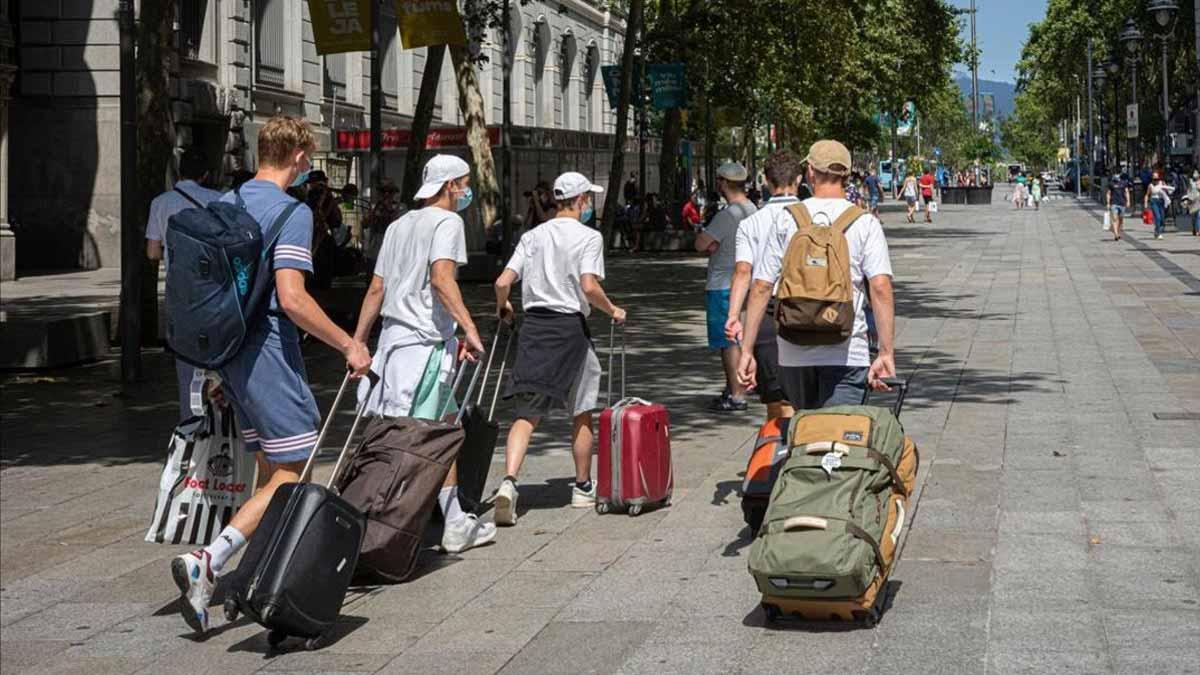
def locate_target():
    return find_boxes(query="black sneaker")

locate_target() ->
[709,395,748,412]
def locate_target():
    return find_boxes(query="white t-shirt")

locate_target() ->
[755,197,893,368]
[505,216,605,316]
[146,180,223,272]
[374,206,468,346]
[735,195,800,268]
[703,200,757,291]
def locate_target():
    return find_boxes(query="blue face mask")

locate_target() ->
[581,203,594,223]
[289,156,312,188]
[455,186,474,212]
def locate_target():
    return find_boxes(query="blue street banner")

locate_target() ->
[601,65,622,109]
[647,63,686,110]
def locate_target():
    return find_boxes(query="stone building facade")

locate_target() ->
[7,0,627,271]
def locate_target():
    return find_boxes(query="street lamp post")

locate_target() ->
[1094,62,1109,181]
[1106,58,1121,170]
[1120,19,1142,173]
[1148,0,1178,170]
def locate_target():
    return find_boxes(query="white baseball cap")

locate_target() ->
[553,171,604,200]
[414,154,470,200]
[716,161,748,182]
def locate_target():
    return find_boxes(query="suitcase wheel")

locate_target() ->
[852,609,879,627]
[304,634,327,651]
[762,603,781,624]
[628,504,643,517]
[223,597,239,622]
[595,502,612,515]
[267,629,288,650]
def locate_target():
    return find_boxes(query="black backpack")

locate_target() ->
[165,188,300,369]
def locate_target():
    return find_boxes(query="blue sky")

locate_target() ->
[950,0,1050,83]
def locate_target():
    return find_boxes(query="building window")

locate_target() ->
[558,33,575,130]
[381,7,398,107]
[532,20,549,128]
[255,0,285,86]
[583,43,598,132]
[324,53,346,100]
[180,0,215,64]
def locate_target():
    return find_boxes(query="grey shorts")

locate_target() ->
[512,349,602,420]
[778,365,868,411]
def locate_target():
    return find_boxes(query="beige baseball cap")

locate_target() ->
[804,140,852,177]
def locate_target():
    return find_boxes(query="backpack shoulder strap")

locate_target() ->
[832,205,865,234]
[785,202,813,232]
[260,200,302,261]
[174,186,205,209]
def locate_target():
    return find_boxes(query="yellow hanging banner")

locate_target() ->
[309,0,373,55]
[396,0,467,49]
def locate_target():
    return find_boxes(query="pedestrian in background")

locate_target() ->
[1144,171,1175,240]
[901,172,919,222]
[1030,175,1042,211]
[144,147,222,421]
[1185,171,1200,236]
[919,167,936,223]
[694,162,757,412]
[682,191,704,232]
[1106,173,1131,241]
[864,168,883,221]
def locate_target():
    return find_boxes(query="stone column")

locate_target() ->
[0,0,16,282]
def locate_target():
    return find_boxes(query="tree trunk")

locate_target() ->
[601,0,644,248]
[135,0,177,345]
[401,45,446,205]
[449,44,499,234]
[655,0,680,206]
[890,116,899,196]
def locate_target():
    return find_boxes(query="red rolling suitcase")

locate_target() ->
[596,323,673,517]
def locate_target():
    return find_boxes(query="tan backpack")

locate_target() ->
[774,203,863,345]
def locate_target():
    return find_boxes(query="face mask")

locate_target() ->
[581,203,594,223]
[289,155,312,188]
[455,186,474,212]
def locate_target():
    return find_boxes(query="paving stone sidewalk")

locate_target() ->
[2,192,1198,675]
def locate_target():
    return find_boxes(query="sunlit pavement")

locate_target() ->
[2,189,1198,674]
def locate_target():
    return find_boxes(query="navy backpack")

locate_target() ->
[165,188,300,369]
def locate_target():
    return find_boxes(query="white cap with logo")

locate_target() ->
[414,154,470,200]
[553,171,604,200]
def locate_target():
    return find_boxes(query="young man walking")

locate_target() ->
[145,147,222,421]
[1106,173,1130,241]
[723,152,802,422]
[171,116,372,634]
[738,140,896,410]
[492,172,625,526]
[863,168,883,221]
[695,162,757,412]
[352,154,495,554]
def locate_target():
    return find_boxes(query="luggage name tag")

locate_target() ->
[820,452,842,477]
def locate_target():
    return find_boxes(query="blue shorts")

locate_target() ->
[218,319,321,464]
[868,196,879,209]
[1111,205,1126,217]
[706,289,733,350]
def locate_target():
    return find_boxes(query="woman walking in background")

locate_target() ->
[1143,171,1175,240]
[1030,175,1042,211]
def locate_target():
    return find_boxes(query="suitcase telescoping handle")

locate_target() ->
[301,369,381,486]
[861,376,909,418]
[606,320,628,406]
[474,319,515,421]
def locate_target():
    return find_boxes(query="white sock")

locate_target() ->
[439,486,466,524]
[204,525,247,574]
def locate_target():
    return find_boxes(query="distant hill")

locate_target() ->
[955,75,1017,123]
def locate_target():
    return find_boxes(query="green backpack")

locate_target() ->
[747,405,919,600]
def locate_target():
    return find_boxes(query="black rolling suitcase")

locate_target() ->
[222,371,375,651]
[455,322,515,512]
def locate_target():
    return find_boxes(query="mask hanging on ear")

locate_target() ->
[581,203,594,223]
[289,168,311,189]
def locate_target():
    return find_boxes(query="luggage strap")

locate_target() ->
[762,515,885,572]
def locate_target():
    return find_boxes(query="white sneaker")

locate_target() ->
[571,482,597,508]
[1155,234,1164,240]
[171,550,216,634]
[494,479,519,526]
[441,514,497,553]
